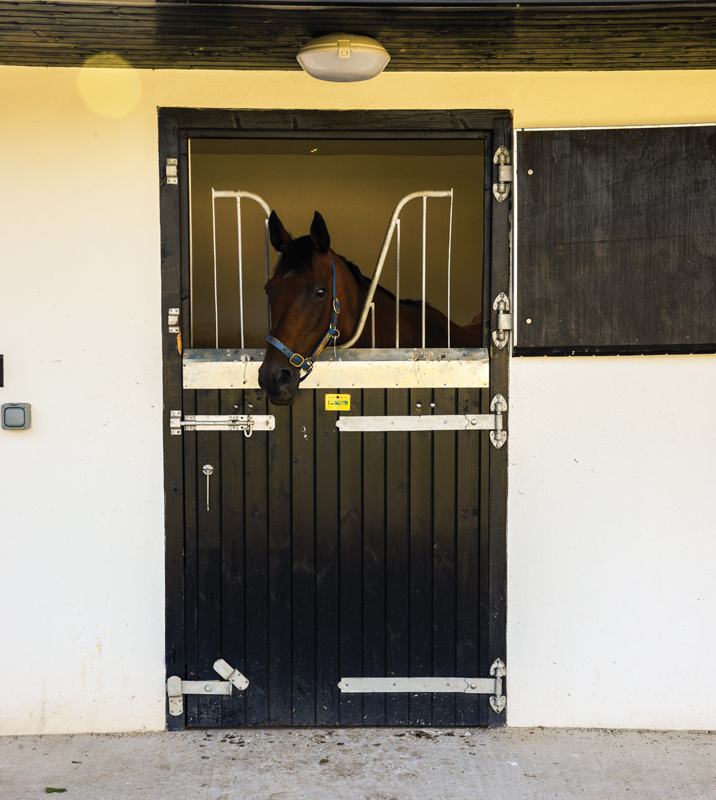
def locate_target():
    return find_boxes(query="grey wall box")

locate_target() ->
[2,403,31,430]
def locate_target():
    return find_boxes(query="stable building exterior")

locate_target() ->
[1,1,715,735]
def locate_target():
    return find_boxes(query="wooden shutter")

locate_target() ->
[515,126,716,355]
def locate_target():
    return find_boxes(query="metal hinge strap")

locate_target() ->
[170,410,275,436]
[492,146,512,202]
[338,659,506,712]
[167,659,249,717]
[335,395,507,448]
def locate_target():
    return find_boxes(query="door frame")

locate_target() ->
[159,108,511,730]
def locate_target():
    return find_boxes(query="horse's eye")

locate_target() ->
[315,288,327,299]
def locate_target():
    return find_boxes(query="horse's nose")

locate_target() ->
[276,368,294,388]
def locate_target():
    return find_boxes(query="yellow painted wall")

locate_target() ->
[2,65,716,128]
[2,62,716,734]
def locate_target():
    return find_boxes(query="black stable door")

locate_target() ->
[181,385,488,727]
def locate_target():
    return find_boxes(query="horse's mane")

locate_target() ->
[275,236,431,309]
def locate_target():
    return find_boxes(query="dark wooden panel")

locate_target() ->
[182,391,200,727]
[267,400,292,725]
[5,3,716,70]
[314,389,341,725]
[361,389,387,726]
[431,388,457,726]
[159,113,187,731]
[243,388,270,725]
[291,390,317,725]
[219,389,246,726]
[408,387,433,725]
[384,388,410,725]
[338,387,363,725]
[485,116,511,727]
[455,387,483,726]
[195,389,223,726]
[516,125,716,354]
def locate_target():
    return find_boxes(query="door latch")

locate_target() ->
[170,410,275,437]
[492,293,512,350]
[167,659,249,716]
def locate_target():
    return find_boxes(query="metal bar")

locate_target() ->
[212,191,219,349]
[211,190,272,348]
[338,677,496,694]
[336,414,497,433]
[264,217,270,336]
[339,190,453,349]
[447,191,454,349]
[422,194,427,348]
[237,197,244,349]
[371,302,376,348]
[170,413,276,434]
[180,680,232,695]
[182,348,490,391]
[395,218,401,348]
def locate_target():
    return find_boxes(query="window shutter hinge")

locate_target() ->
[492,146,511,202]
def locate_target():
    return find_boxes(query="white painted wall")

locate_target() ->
[1,64,715,734]
[507,356,716,729]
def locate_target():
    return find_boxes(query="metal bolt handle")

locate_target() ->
[203,465,214,511]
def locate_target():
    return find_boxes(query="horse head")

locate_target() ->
[259,210,350,405]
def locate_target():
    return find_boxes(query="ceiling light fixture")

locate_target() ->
[297,34,390,82]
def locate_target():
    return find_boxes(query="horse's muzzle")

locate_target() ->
[258,361,300,405]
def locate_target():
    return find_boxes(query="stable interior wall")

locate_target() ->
[1,63,716,735]
[190,140,484,349]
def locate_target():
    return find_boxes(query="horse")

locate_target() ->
[258,210,483,405]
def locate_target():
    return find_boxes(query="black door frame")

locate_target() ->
[159,108,511,730]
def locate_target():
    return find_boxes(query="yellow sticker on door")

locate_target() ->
[325,394,351,411]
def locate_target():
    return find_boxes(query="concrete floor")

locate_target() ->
[2,727,715,800]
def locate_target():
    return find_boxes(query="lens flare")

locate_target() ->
[77,54,141,118]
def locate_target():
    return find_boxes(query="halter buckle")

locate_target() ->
[289,353,306,368]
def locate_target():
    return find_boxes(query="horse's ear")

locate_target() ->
[269,211,291,253]
[310,211,330,253]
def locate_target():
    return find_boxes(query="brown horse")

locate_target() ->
[258,210,482,405]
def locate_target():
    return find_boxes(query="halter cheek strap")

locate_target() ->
[265,256,340,382]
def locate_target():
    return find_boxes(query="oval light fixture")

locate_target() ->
[297,34,390,82]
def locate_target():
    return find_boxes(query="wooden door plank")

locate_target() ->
[182,388,200,727]
[315,389,341,725]
[385,388,410,725]
[338,387,363,725]
[219,389,246,727]
[291,391,317,725]
[431,388,458,726]
[267,401,292,726]
[244,388,270,725]
[408,387,433,725]
[455,387,483,727]
[195,389,223,727]
[361,388,387,726]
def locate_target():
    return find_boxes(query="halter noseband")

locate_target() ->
[265,255,340,382]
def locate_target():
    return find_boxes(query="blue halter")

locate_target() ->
[265,255,340,382]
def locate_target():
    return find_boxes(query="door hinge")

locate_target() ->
[166,158,178,186]
[492,292,512,350]
[170,410,275,437]
[168,307,180,334]
[335,395,507,449]
[167,659,249,717]
[338,658,506,713]
[492,146,512,202]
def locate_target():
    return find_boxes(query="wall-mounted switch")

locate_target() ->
[2,403,31,430]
